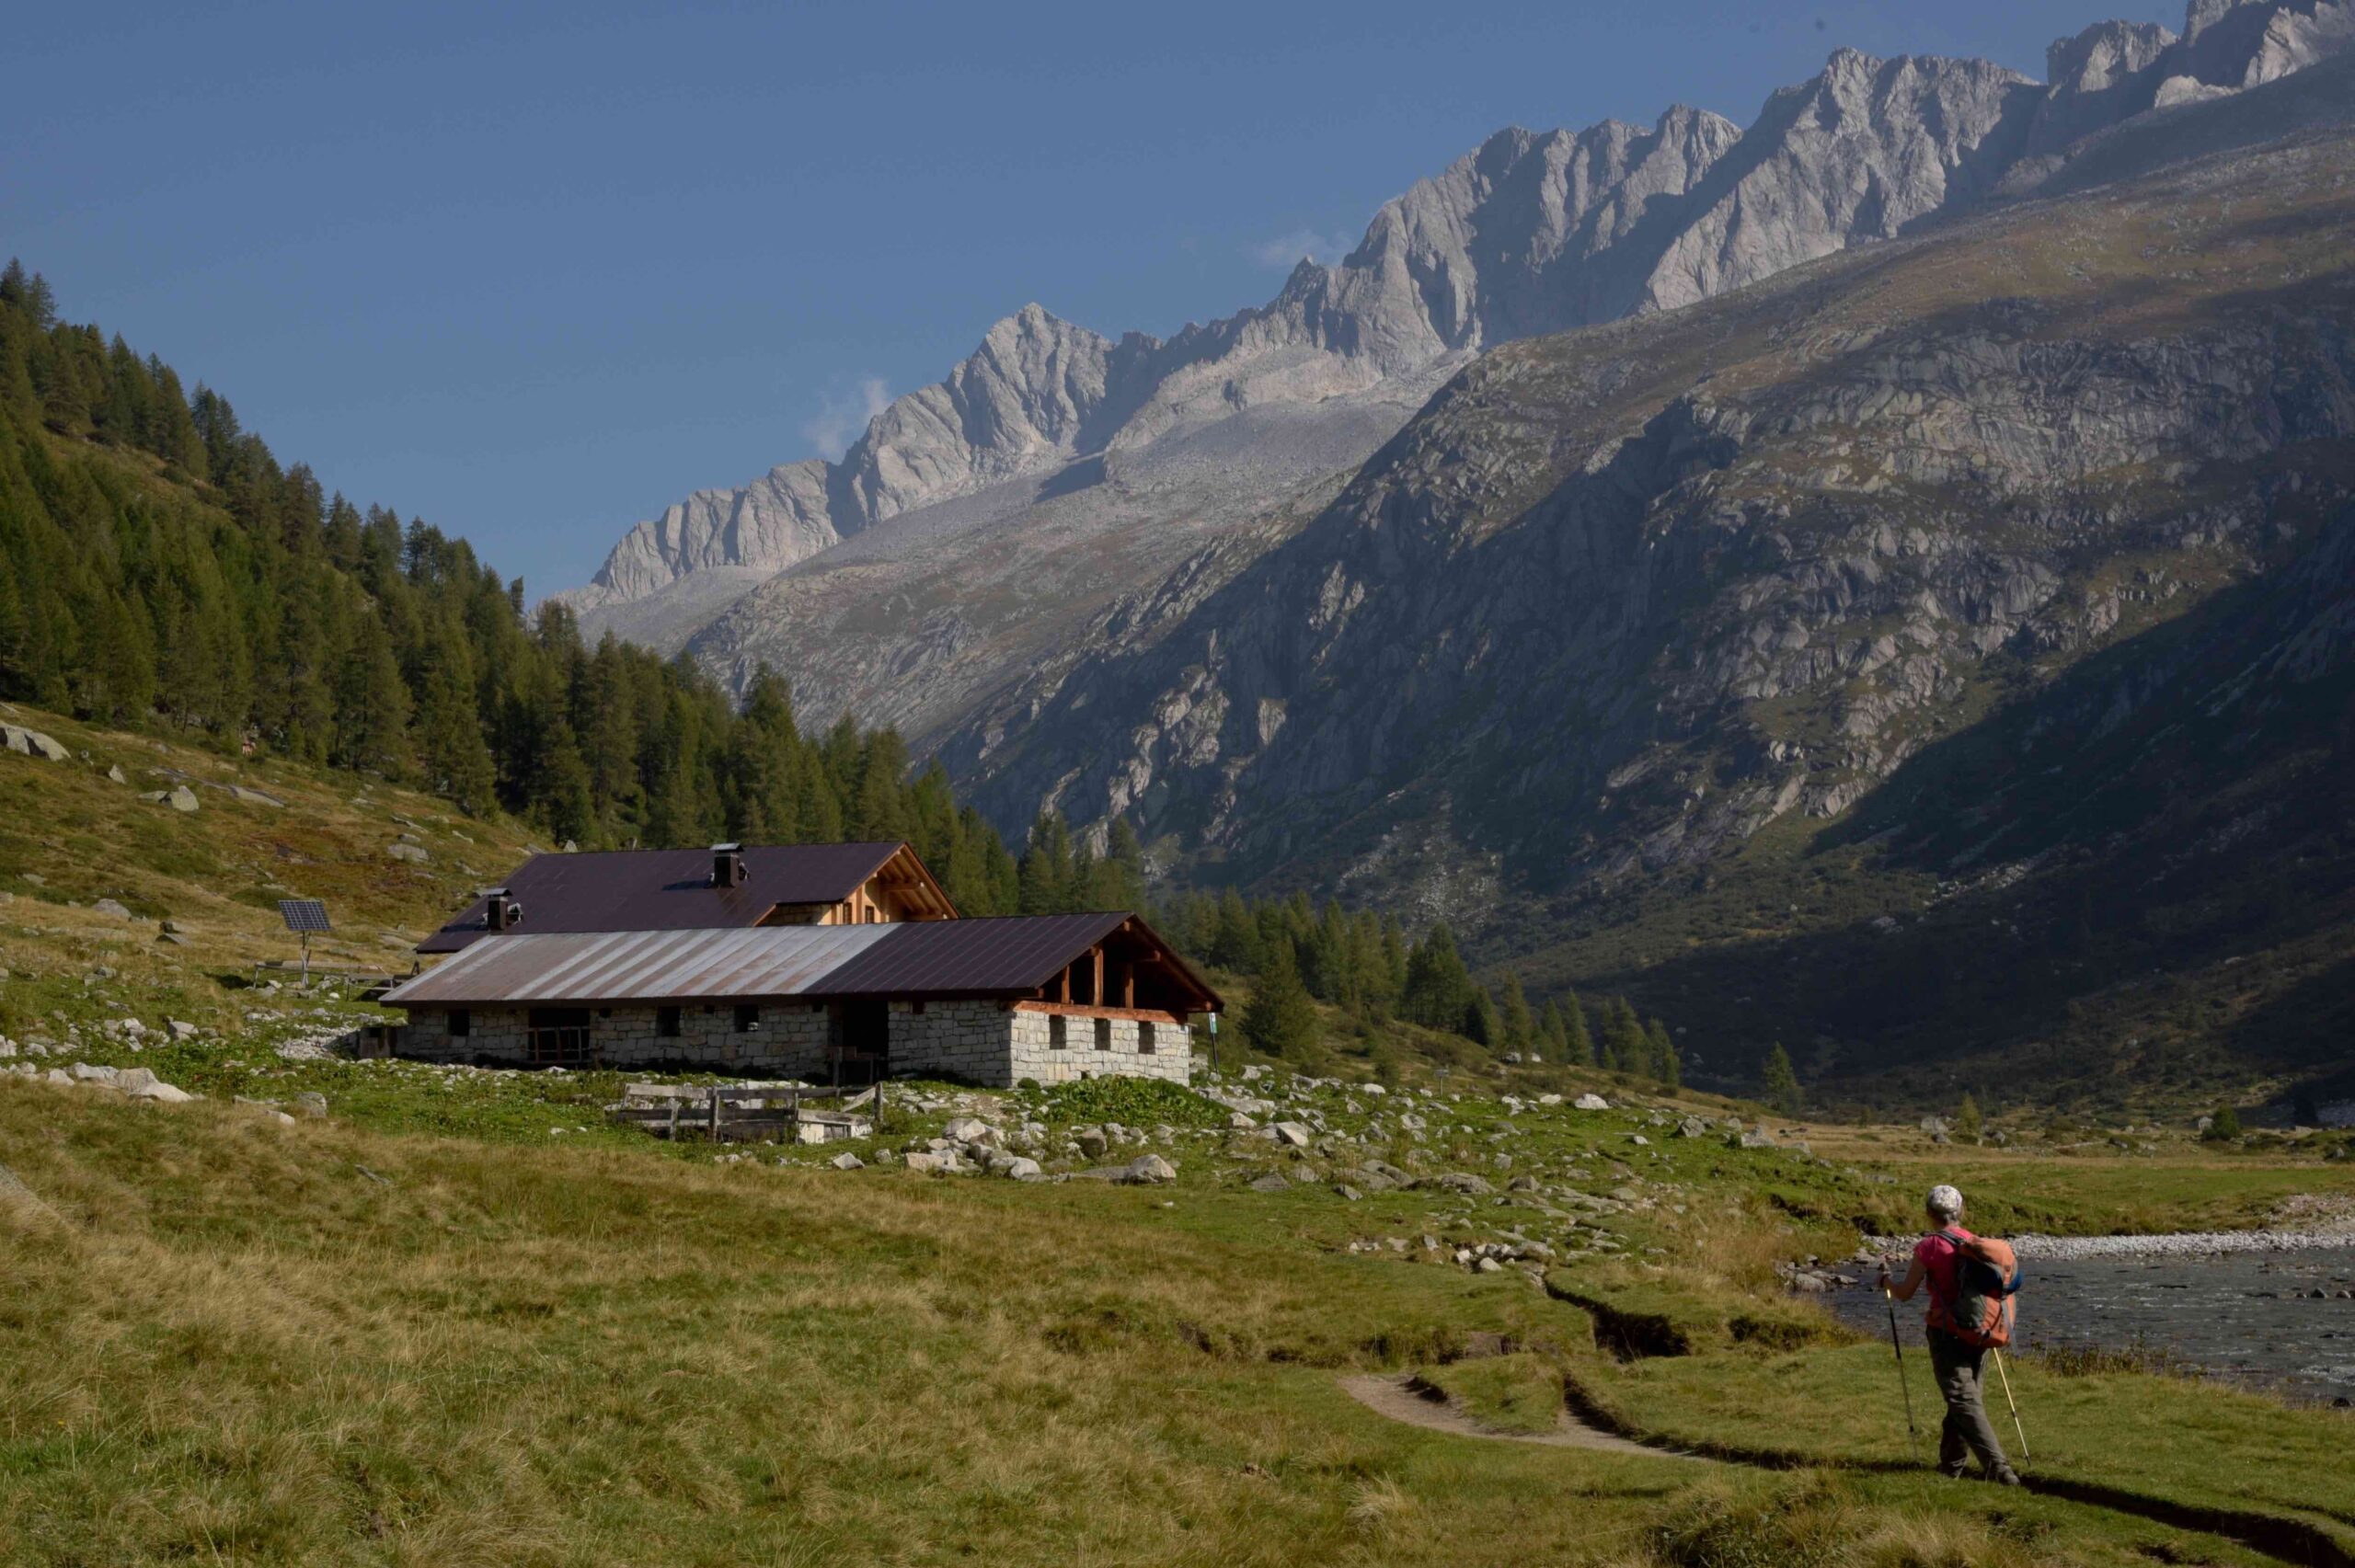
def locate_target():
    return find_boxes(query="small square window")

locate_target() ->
[1049,1015,1067,1050]
[734,1005,761,1034]
[1138,1021,1155,1055]
[657,1006,683,1038]
[448,1009,471,1038]
[1093,1016,1111,1051]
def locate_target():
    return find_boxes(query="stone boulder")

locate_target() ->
[1120,1154,1177,1185]
[943,1116,995,1146]
[830,1152,864,1171]
[1270,1121,1313,1148]
[1573,1093,1610,1111]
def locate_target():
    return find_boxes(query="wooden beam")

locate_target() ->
[1119,960,1133,1009]
[1058,964,1071,1004]
[1091,946,1104,1006]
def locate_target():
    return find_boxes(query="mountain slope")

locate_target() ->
[937,75,2355,1107]
[569,0,2355,739]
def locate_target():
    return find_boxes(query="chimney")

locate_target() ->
[712,843,746,888]
[483,888,523,931]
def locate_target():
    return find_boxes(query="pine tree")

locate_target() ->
[1018,812,1076,913]
[1402,922,1475,1034]
[1560,990,1595,1067]
[1761,1044,1802,1116]
[1240,939,1319,1063]
[1500,971,1534,1058]
[1648,1019,1680,1090]
[1601,997,1646,1074]
[1955,1093,1984,1144]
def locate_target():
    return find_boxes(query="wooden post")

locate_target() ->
[668,1099,680,1141]
[1091,947,1104,1006]
[1119,961,1134,1009]
[709,1084,721,1142]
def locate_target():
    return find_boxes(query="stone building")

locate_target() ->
[380,911,1218,1087]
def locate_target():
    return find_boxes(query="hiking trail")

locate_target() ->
[1338,1372,1696,1459]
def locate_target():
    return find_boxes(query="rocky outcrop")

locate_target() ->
[567,2,2355,762]
[940,113,2355,924]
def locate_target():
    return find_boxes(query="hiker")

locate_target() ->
[1880,1184,2023,1486]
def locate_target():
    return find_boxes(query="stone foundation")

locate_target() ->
[393,998,1191,1087]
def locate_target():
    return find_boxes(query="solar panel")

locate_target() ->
[278,898,332,933]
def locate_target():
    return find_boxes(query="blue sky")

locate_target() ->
[6,0,2169,595]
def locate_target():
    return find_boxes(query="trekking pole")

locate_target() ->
[1991,1348,2029,1466]
[1883,1287,1924,1466]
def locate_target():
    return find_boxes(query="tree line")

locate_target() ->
[1143,881,1683,1085]
[0,259,1038,913]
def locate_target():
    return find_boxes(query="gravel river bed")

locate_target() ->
[1827,1244,2355,1403]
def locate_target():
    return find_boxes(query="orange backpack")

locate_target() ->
[1926,1230,2022,1349]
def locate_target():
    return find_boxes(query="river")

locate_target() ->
[1825,1245,2355,1403]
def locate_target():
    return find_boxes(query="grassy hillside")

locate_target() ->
[6,1036,2351,1565]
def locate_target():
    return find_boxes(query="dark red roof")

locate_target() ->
[809,911,1223,1011]
[418,842,909,953]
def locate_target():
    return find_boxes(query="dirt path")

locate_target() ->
[1339,1373,1697,1459]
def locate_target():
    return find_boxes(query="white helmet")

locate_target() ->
[1926,1184,1964,1221]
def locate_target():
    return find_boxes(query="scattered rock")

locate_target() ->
[1572,1093,1610,1111]
[1270,1121,1313,1148]
[91,898,133,919]
[106,763,128,784]
[165,785,200,813]
[830,1152,864,1171]
[128,1081,195,1104]
[166,1019,198,1040]
[1075,1127,1110,1160]
[943,1116,995,1146]
[1334,1184,1363,1201]
[1001,1156,1044,1181]
[386,842,429,864]
[1120,1154,1178,1185]
[291,1092,329,1118]
[1,724,69,761]
[1247,1173,1292,1194]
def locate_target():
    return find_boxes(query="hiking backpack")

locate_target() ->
[1928,1230,2023,1349]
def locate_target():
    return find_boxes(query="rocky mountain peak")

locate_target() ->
[569,0,2355,678]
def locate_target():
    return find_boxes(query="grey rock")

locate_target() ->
[91,898,132,919]
[1120,1153,1178,1185]
[127,1080,194,1104]
[164,786,200,813]
[830,1152,865,1170]
[292,1092,328,1119]
[1334,1184,1364,1201]
[1074,1127,1110,1160]
[386,842,429,864]
[1000,1156,1044,1180]
[69,1063,120,1085]
[1247,1173,1292,1194]
[1572,1094,1611,1112]
[166,1020,198,1040]
[1270,1121,1314,1148]
[943,1116,995,1145]
[1,724,69,761]
[105,764,128,784]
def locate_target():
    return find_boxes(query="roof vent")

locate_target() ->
[712,843,747,888]
[483,888,523,932]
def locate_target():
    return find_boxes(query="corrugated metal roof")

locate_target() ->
[806,911,1132,997]
[418,842,915,953]
[383,924,897,1006]
[387,910,1223,1012]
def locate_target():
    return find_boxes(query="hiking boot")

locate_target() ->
[1990,1469,2024,1487]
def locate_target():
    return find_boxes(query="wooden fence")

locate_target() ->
[606,1082,879,1144]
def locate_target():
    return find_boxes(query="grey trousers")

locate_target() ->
[1927,1328,2013,1477]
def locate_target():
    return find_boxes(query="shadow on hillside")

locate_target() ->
[1588,508,2355,1102]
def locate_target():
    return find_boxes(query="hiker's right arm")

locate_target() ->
[1881,1254,1926,1301]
